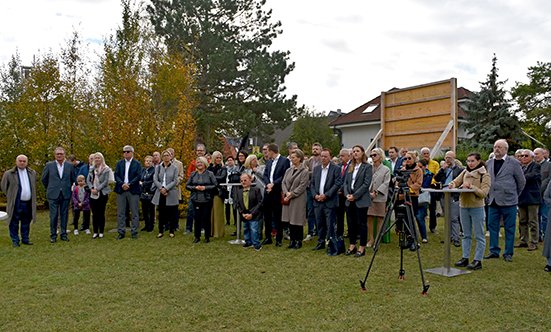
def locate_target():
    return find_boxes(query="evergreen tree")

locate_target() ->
[147,0,300,147]
[287,110,340,157]
[512,61,551,148]
[461,54,523,151]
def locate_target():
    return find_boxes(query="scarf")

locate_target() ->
[94,164,105,188]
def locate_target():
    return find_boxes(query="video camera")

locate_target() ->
[395,168,414,188]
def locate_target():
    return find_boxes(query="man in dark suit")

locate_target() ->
[484,139,526,262]
[2,155,37,247]
[387,146,403,175]
[336,148,351,237]
[535,148,550,241]
[114,145,142,239]
[41,147,75,243]
[515,150,541,251]
[262,143,291,246]
[235,173,264,250]
[310,149,342,251]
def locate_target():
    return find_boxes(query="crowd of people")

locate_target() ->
[2,140,551,272]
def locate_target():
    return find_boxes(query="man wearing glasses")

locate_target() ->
[485,139,525,262]
[515,149,541,251]
[41,147,75,243]
[114,145,142,239]
[258,145,270,167]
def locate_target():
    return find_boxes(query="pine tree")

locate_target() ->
[462,54,523,151]
[147,0,300,147]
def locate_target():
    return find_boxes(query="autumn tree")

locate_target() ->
[147,0,300,147]
[512,61,551,148]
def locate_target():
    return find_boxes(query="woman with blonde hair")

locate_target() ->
[86,152,112,239]
[186,156,217,243]
[366,148,390,247]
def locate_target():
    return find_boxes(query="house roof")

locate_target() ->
[329,86,472,127]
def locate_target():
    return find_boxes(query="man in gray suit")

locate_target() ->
[310,149,342,251]
[41,147,75,243]
[484,139,526,262]
[1,155,37,247]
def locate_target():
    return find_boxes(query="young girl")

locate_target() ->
[72,175,91,235]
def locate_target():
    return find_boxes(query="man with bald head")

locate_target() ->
[1,155,37,247]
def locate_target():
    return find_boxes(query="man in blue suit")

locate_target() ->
[114,145,142,239]
[484,139,526,262]
[336,148,351,237]
[262,143,291,246]
[387,146,403,175]
[310,149,342,251]
[41,147,75,243]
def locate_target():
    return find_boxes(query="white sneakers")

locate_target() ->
[85,229,91,234]
[74,229,79,235]
[303,234,314,242]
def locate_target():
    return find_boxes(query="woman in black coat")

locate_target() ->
[186,157,217,243]
[207,151,228,238]
[140,156,156,232]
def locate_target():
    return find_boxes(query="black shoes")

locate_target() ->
[275,241,282,247]
[312,243,325,251]
[203,238,209,243]
[50,239,57,243]
[293,241,302,250]
[22,241,33,245]
[13,242,19,247]
[453,240,461,247]
[261,239,273,246]
[117,234,125,240]
[231,231,237,236]
[467,260,482,270]
[193,238,200,243]
[344,247,357,256]
[132,234,138,239]
[354,250,365,258]
[545,265,551,272]
[287,240,296,249]
[61,237,69,242]
[504,254,513,262]
[455,258,469,267]
[484,253,499,259]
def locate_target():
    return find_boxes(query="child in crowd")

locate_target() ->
[72,175,91,235]
[235,173,263,251]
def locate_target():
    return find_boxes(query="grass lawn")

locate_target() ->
[1,209,549,331]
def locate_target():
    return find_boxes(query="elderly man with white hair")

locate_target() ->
[515,149,542,251]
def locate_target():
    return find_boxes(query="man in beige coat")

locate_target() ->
[1,155,37,247]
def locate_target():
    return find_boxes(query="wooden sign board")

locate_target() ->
[380,78,457,155]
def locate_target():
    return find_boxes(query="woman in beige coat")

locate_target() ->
[282,149,309,250]
[367,148,390,247]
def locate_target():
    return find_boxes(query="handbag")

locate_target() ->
[418,190,430,206]
[108,167,115,183]
[281,191,289,205]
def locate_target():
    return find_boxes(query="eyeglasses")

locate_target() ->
[369,154,378,158]
[123,151,132,153]
[522,155,530,157]
[55,153,65,155]
[240,179,249,183]
[406,157,413,160]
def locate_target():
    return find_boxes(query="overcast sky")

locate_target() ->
[1,0,550,114]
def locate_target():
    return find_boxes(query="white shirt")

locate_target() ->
[270,154,281,184]
[390,158,398,171]
[124,158,133,184]
[18,168,31,201]
[351,163,361,188]
[319,164,329,195]
[162,165,168,187]
[56,161,64,179]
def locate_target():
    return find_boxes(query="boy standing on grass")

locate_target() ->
[72,175,91,235]
[235,173,263,251]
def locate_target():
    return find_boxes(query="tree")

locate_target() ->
[286,110,340,157]
[461,54,524,152]
[147,0,300,147]
[512,61,551,148]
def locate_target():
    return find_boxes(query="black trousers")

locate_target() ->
[194,201,212,239]
[428,193,438,230]
[346,202,368,247]
[264,190,283,242]
[90,193,108,234]
[289,224,303,242]
[158,195,177,234]
[141,198,156,231]
[336,193,347,237]
[73,209,90,230]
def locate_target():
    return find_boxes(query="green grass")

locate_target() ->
[1,210,549,331]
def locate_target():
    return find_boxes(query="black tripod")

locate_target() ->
[359,183,430,295]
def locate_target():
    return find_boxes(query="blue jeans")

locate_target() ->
[243,219,260,247]
[488,205,517,257]
[10,200,32,243]
[539,202,549,240]
[306,190,316,235]
[415,205,428,240]
[460,207,486,261]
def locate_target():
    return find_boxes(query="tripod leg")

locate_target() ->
[399,231,405,280]
[405,194,430,294]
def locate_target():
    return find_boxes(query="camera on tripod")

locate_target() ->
[394,168,414,188]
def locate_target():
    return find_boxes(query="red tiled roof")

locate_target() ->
[329,86,472,126]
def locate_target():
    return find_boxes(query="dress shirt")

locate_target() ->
[18,168,31,201]
[162,164,168,187]
[351,163,361,188]
[390,158,398,171]
[319,164,329,195]
[124,158,133,184]
[56,161,64,179]
[269,154,281,183]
